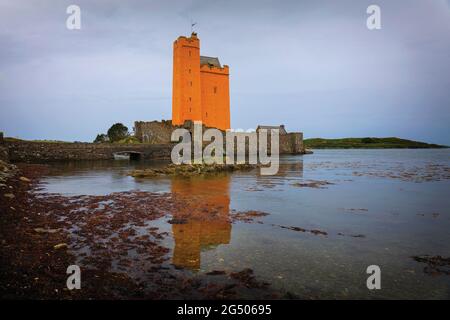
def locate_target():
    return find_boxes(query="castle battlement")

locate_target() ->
[200,64,229,75]
[174,35,199,46]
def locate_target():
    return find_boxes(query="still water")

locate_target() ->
[38,149,450,299]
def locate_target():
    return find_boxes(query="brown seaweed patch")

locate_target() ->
[337,233,366,238]
[131,163,257,178]
[275,224,328,236]
[167,218,188,225]
[339,208,369,213]
[352,163,450,182]
[230,210,270,223]
[291,180,334,189]
[412,255,450,276]
[230,268,270,289]
[416,213,440,219]
[0,164,285,299]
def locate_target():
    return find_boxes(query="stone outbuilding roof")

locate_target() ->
[200,56,221,68]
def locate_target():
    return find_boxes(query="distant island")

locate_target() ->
[304,137,448,149]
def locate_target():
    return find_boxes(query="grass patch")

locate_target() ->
[304,137,448,149]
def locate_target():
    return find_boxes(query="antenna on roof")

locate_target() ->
[190,19,197,34]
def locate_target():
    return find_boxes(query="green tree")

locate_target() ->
[93,133,109,143]
[107,123,129,142]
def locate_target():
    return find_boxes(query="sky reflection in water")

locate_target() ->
[39,149,450,299]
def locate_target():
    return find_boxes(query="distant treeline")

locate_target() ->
[304,137,448,149]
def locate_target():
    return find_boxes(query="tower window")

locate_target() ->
[189,69,191,73]
[214,86,217,94]
[189,51,191,56]
[189,97,191,102]
[190,81,193,86]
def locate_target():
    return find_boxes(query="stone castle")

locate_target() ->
[134,33,305,154]
[172,33,230,130]
[0,33,306,163]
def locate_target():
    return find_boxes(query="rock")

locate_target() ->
[34,228,61,234]
[131,163,258,178]
[167,218,188,224]
[412,255,450,275]
[231,210,270,223]
[206,270,226,276]
[291,180,334,189]
[277,224,328,236]
[19,176,31,183]
[310,229,328,236]
[53,243,68,250]
[3,193,15,199]
[349,234,365,238]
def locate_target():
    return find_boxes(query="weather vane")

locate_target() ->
[191,19,197,33]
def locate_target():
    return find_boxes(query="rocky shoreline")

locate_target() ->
[0,162,289,299]
[0,160,17,188]
[130,163,258,178]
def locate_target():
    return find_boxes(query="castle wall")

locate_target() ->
[3,131,304,164]
[134,120,304,155]
[5,141,174,162]
[172,34,202,125]
[200,65,230,130]
[172,34,231,130]
[134,120,174,144]
[280,132,304,154]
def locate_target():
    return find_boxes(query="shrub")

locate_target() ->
[107,123,129,142]
[93,134,109,143]
[361,137,375,144]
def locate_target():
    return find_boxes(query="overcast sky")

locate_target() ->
[0,0,449,144]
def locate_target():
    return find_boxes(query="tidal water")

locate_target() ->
[38,149,450,299]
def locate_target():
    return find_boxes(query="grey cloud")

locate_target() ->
[0,0,449,144]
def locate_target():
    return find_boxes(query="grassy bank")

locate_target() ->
[304,137,448,149]
[4,137,142,144]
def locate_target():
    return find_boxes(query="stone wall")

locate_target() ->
[280,132,304,154]
[134,120,175,144]
[5,141,174,163]
[3,122,304,163]
[135,120,305,155]
[4,137,305,163]
[225,131,304,156]
[134,120,215,144]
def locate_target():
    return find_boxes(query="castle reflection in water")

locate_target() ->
[169,160,303,270]
[170,174,232,270]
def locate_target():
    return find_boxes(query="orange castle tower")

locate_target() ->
[172,33,230,130]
